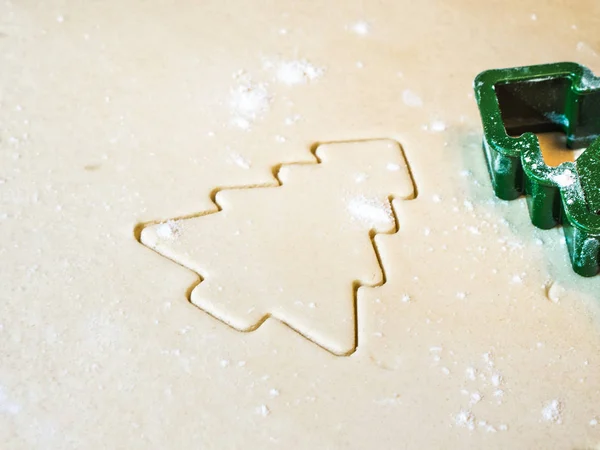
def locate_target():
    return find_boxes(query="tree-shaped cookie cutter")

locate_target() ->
[474,62,600,276]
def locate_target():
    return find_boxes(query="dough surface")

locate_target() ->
[140,139,414,356]
[1,1,600,449]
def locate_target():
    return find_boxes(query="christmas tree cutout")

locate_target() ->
[139,139,415,355]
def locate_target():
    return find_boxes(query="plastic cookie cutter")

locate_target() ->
[474,62,600,277]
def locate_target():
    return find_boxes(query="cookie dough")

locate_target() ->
[1,1,600,449]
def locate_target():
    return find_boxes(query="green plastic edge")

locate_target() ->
[474,62,600,277]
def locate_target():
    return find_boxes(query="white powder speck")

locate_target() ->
[374,393,401,406]
[430,120,446,132]
[351,21,371,35]
[238,361,246,367]
[274,60,324,85]
[269,388,280,397]
[0,386,20,415]
[456,292,467,300]
[432,194,442,203]
[230,72,271,129]
[553,169,575,187]
[483,352,494,367]
[545,281,565,303]
[402,89,423,107]
[467,226,480,235]
[498,424,508,431]
[275,135,287,143]
[386,163,401,171]
[284,114,301,125]
[230,153,252,169]
[483,424,496,433]
[156,220,183,240]
[590,418,598,426]
[220,359,230,368]
[470,391,482,405]
[441,367,451,375]
[455,410,475,430]
[531,13,537,20]
[356,61,364,69]
[542,399,563,424]
[355,172,368,183]
[308,302,316,309]
[347,196,393,225]
[56,15,64,23]
[257,404,270,417]
[511,274,523,284]
[491,373,502,387]
[465,367,477,380]
[401,294,412,303]
[231,117,251,130]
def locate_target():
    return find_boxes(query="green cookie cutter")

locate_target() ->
[473,62,600,277]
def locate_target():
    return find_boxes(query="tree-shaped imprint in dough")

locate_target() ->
[139,139,415,355]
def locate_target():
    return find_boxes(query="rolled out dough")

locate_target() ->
[1,1,600,449]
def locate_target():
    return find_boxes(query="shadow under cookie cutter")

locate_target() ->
[474,62,600,277]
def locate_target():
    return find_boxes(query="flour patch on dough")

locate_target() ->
[455,409,475,430]
[541,399,563,424]
[347,196,393,226]
[256,404,270,417]
[267,59,325,85]
[0,386,20,415]
[429,119,446,132]
[230,71,272,130]
[156,220,183,241]
[402,89,423,107]
[350,21,371,36]
[228,152,252,170]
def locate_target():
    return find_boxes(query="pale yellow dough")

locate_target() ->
[140,139,414,356]
[1,1,600,449]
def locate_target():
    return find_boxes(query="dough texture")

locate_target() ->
[1,1,600,449]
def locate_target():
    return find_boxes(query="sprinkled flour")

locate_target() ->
[347,196,394,225]
[455,410,475,430]
[545,281,566,303]
[552,169,575,187]
[350,21,371,35]
[402,89,423,107]
[156,220,183,240]
[272,59,325,85]
[256,404,270,417]
[285,114,301,125]
[541,399,563,424]
[429,120,446,132]
[230,71,271,130]
[229,153,252,169]
[0,386,20,415]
